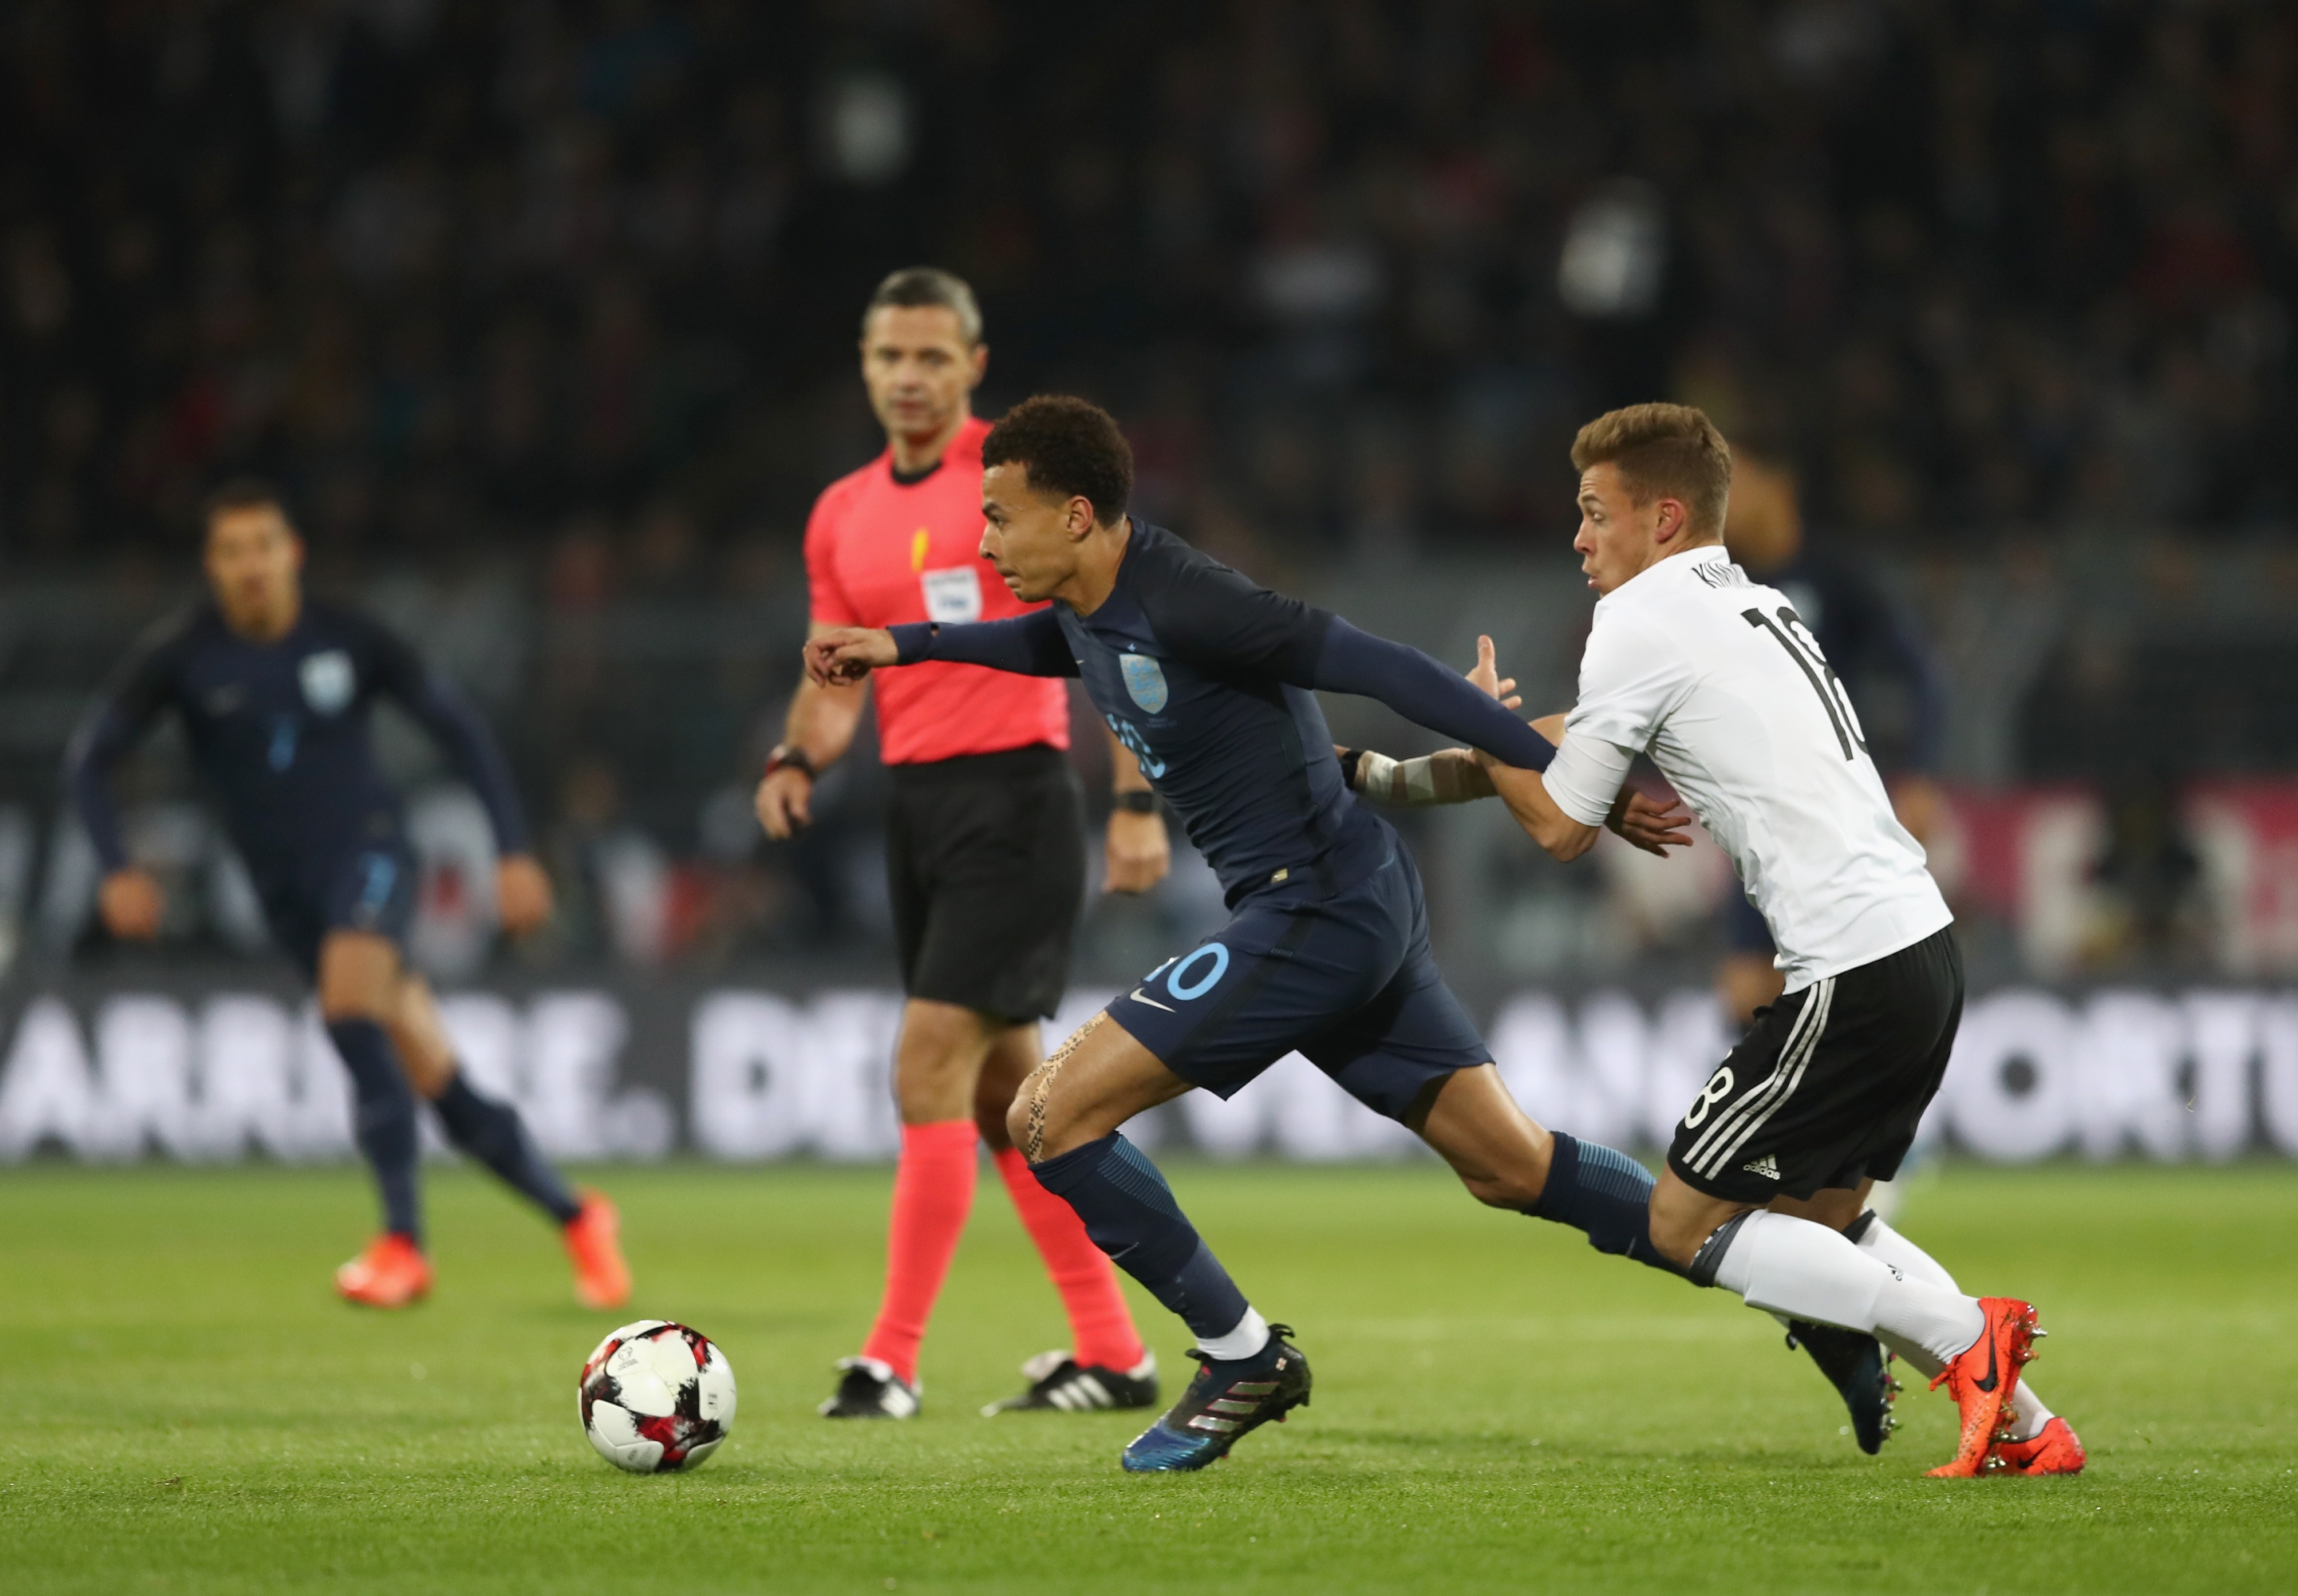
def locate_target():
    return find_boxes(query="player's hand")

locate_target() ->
[755,766,813,839]
[1466,634,1522,710]
[1104,808,1171,895]
[804,627,898,686]
[1607,788,1694,857]
[496,854,555,936]
[98,867,164,940]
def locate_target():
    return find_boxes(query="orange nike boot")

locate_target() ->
[1925,1296,2039,1478]
[564,1192,633,1310]
[1992,1416,2084,1476]
[335,1234,432,1308]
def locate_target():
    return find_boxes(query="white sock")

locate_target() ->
[1855,1216,2055,1440]
[1711,1210,1984,1366]
[1195,1306,1269,1362]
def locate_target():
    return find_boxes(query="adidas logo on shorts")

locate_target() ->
[1743,1154,1782,1180]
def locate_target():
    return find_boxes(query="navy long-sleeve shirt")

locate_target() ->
[891,519,1553,904]
[65,598,530,878]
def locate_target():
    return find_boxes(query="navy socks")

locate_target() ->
[433,1072,583,1226]
[1032,1132,1251,1341]
[1534,1132,1682,1276]
[326,1019,422,1243]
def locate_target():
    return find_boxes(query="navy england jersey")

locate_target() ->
[66,598,528,879]
[1053,523,1386,904]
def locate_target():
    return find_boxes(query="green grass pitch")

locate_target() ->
[2,1159,2293,1594]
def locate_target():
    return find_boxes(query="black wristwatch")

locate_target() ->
[1112,789,1158,815]
[1335,748,1364,792]
[764,745,817,781]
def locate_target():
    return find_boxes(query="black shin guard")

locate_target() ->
[1532,1132,1682,1276]
[432,1072,582,1225]
[326,1019,422,1242]
[1031,1132,1250,1340]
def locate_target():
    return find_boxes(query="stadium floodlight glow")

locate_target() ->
[824,71,912,185]
[1558,180,1668,319]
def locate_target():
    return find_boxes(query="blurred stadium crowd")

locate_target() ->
[2,1,2295,982]
[8,0,2298,557]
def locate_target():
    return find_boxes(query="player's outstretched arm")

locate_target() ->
[1480,757,1602,861]
[1342,741,1688,855]
[1338,634,1520,806]
[808,610,1077,686]
[1308,618,1558,772]
[1340,745,1496,806]
[1337,637,1690,855]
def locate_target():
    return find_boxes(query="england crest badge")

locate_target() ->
[299,650,355,715]
[1119,652,1168,713]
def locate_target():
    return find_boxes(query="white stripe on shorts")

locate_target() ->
[1689,976,1836,1179]
[1680,976,1826,1173]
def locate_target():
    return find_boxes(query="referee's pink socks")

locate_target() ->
[861,1119,980,1386]
[994,1147,1148,1373]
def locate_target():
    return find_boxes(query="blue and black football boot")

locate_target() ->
[1785,1320,1899,1455]
[1120,1325,1310,1472]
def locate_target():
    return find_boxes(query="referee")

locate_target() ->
[755,268,1164,1420]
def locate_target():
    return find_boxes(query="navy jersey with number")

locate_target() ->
[66,598,528,881]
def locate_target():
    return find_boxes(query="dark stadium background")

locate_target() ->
[2,1,2296,1163]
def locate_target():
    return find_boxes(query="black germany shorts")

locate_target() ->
[253,839,419,981]
[887,744,1086,1024]
[1105,836,1491,1123]
[1668,925,1963,1203]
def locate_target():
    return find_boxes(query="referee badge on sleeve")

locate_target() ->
[1120,652,1169,713]
[920,567,983,623]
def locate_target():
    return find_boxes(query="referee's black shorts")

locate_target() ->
[1668,925,1963,1204]
[886,744,1085,1024]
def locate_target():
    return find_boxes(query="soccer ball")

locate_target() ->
[578,1320,736,1473]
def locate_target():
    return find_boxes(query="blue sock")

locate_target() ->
[326,1019,422,1244]
[1533,1132,1681,1276]
[432,1071,582,1226]
[1031,1132,1250,1341]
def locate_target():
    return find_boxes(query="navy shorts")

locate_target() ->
[1106,841,1490,1122]
[253,842,418,979]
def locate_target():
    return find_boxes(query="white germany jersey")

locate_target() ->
[1546,543,1951,992]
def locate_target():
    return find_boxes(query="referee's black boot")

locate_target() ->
[819,1356,920,1420]
[982,1349,1159,1416]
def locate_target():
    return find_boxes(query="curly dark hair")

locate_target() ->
[981,394,1133,527]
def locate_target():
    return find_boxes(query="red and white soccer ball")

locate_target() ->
[578,1320,736,1473]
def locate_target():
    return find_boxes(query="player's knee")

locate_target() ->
[1005,1065,1079,1162]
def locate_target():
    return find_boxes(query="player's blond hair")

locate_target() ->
[1570,403,1732,539]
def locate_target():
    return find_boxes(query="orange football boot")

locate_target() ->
[1925,1296,2039,1478]
[564,1191,633,1310]
[334,1233,432,1308]
[1992,1416,2084,1476]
